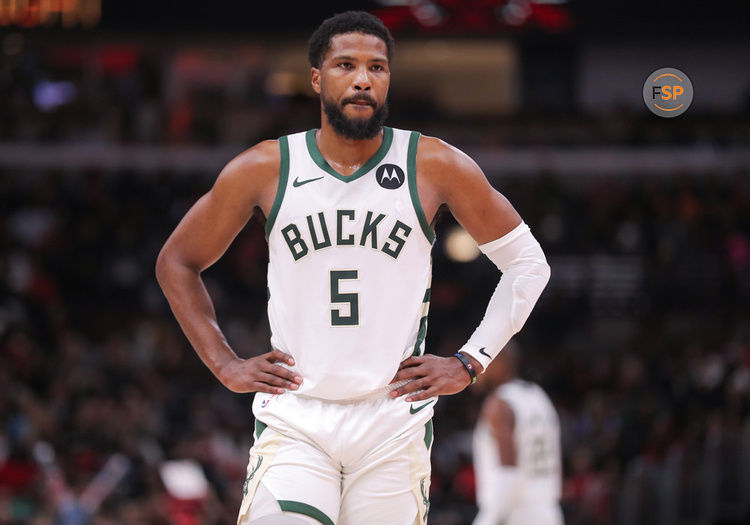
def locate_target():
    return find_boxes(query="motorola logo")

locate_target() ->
[375,164,405,189]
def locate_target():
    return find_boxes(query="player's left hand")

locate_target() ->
[388,354,478,402]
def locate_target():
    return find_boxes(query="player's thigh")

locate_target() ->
[238,427,341,525]
[240,484,320,525]
[339,421,432,525]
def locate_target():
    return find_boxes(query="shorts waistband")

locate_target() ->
[294,379,413,404]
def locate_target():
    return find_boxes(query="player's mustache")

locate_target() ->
[342,95,377,107]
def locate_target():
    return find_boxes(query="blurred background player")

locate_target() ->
[473,343,563,525]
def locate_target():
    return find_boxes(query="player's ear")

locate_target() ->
[311,68,321,95]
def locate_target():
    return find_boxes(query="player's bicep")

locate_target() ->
[435,143,521,245]
[159,142,279,272]
[162,186,255,272]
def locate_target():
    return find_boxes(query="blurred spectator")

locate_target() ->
[2,168,749,524]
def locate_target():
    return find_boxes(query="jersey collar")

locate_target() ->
[305,127,394,183]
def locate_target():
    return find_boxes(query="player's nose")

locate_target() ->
[353,66,372,91]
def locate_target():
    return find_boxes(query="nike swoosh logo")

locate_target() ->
[409,400,435,415]
[479,347,491,358]
[292,176,324,187]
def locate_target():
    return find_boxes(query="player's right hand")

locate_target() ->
[218,349,303,394]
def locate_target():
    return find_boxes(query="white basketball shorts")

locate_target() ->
[237,390,437,525]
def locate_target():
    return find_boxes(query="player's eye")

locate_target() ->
[371,64,384,72]
[339,62,353,69]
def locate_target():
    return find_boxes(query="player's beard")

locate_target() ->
[322,92,388,140]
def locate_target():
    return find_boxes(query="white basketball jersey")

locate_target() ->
[264,127,434,400]
[474,380,562,509]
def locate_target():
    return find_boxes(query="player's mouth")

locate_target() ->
[343,96,376,108]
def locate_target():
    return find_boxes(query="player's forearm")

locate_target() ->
[155,254,238,379]
[460,222,550,370]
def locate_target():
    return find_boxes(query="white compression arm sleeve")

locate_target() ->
[459,222,550,370]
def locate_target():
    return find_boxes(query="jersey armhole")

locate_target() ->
[407,131,436,244]
[264,135,290,240]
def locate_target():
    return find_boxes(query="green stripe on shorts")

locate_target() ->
[255,419,268,440]
[277,500,334,525]
[424,420,433,450]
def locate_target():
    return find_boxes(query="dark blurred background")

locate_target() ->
[1,1,749,524]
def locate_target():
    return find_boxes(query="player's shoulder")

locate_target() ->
[500,379,534,398]
[208,139,283,207]
[505,381,556,412]
[214,139,280,189]
[481,390,515,428]
[416,134,474,168]
[224,139,281,176]
[415,133,484,189]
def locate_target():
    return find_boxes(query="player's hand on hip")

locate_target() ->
[388,354,471,402]
[218,349,302,394]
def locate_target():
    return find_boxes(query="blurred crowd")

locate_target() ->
[1,166,749,524]
[2,21,750,525]
[2,36,750,149]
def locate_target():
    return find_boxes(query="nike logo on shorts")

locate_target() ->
[479,347,491,359]
[292,176,324,187]
[409,400,435,415]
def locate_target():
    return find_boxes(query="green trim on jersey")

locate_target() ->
[412,316,428,357]
[305,127,394,182]
[265,135,290,239]
[412,285,431,356]
[407,131,436,244]
[277,500,334,525]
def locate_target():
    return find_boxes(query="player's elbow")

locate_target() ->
[528,257,552,303]
[155,248,170,288]
[538,258,551,288]
[155,243,202,290]
[155,245,181,289]
[517,248,551,289]
[526,241,551,290]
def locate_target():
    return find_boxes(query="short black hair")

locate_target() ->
[308,11,395,69]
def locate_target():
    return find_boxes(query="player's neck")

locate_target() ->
[315,124,384,177]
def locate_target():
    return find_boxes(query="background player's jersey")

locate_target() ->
[264,127,434,400]
[474,379,562,509]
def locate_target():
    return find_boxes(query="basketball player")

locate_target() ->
[156,11,550,525]
[473,345,563,525]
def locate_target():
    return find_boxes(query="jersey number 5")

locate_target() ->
[330,270,359,326]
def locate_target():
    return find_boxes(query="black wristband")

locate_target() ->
[454,352,478,385]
